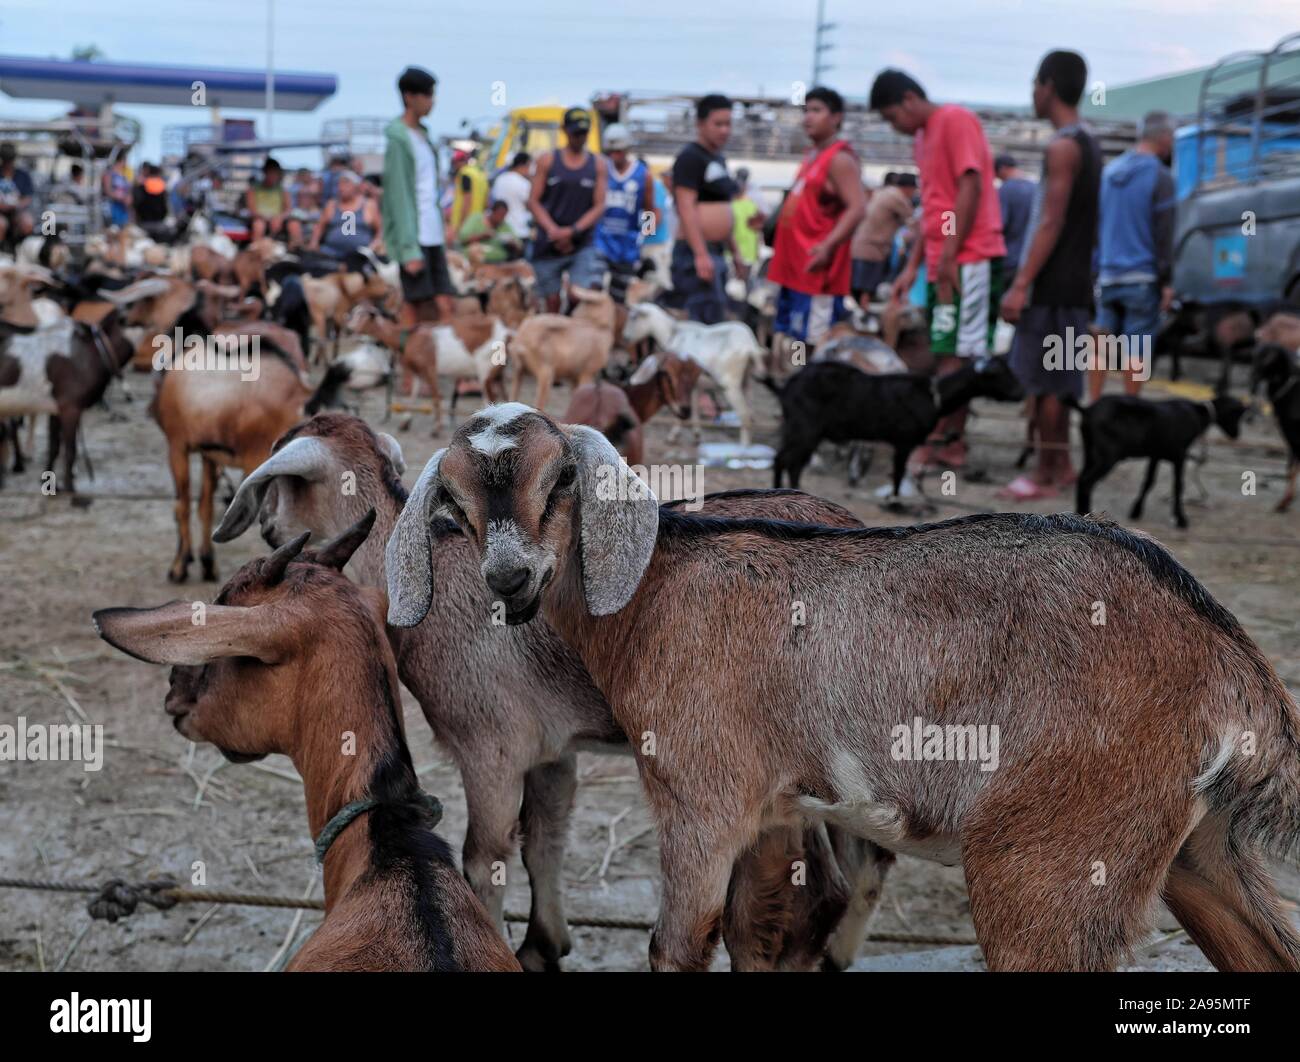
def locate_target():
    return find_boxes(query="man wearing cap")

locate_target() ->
[383,65,456,322]
[528,107,607,312]
[594,124,655,304]
[0,143,34,248]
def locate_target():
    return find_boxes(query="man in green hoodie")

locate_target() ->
[383,66,455,322]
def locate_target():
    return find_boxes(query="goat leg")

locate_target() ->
[1130,458,1159,521]
[1172,457,1189,529]
[516,754,578,972]
[1276,457,1298,513]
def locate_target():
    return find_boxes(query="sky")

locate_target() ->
[0,0,1296,167]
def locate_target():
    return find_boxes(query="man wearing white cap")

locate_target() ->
[594,123,657,304]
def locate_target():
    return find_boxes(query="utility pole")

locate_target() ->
[812,0,836,86]
[265,0,275,137]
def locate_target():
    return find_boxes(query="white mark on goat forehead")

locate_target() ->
[466,402,536,456]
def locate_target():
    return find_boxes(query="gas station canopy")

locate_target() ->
[0,54,336,111]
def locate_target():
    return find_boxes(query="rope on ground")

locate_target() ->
[0,874,976,946]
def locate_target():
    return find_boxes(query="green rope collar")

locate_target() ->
[314,790,443,865]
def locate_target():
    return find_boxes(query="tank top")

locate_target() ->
[767,139,856,296]
[533,150,597,258]
[321,200,376,256]
[1027,124,1100,308]
[595,158,648,265]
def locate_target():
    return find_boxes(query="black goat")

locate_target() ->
[763,357,1025,494]
[1251,343,1300,512]
[1074,393,1247,528]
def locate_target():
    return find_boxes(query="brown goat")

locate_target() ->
[151,311,347,582]
[214,412,892,971]
[563,353,701,467]
[93,513,521,972]
[508,288,615,410]
[389,404,1300,972]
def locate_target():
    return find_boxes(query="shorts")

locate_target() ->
[925,258,1004,357]
[774,288,847,345]
[1094,281,1161,343]
[670,239,728,325]
[399,244,457,303]
[851,258,888,300]
[1008,304,1090,399]
[530,242,605,297]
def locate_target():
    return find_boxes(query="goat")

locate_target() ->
[622,301,766,447]
[151,309,348,582]
[388,402,1300,973]
[508,288,615,411]
[346,303,506,435]
[563,353,700,467]
[215,411,893,971]
[0,302,134,493]
[1074,393,1247,528]
[93,513,521,971]
[763,358,1024,494]
[1251,342,1300,512]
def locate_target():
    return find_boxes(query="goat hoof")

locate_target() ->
[201,558,218,582]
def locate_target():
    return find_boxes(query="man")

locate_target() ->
[730,167,763,287]
[0,143,35,248]
[310,168,382,259]
[1092,110,1177,399]
[245,158,302,246]
[382,65,456,323]
[319,153,352,206]
[459,199,522,264]
[594,123,655,304]
[450,148,489,243]
[995,154,1036,274]
[133,162,171,240]
[768,87,867,352]
[490,151,533,237]
[872,69,1007,472]
[672,94,743,324]
[528,106,607,313]
[998,50,1101,500]
[850,171,916,305]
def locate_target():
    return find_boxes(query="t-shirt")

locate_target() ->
[407,127,444,247]
[851,184,912,262]
[0,166,34,205]
[491,169,532,236]
[672,142,735,203]
[913,104,1006,267]
[732,196,761,266]
[458,212,518,262]
[998,176,1036,269]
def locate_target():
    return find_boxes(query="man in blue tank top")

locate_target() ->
[528,107,608,312]
[594,123,657,304]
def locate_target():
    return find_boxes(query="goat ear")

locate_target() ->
[385,448,446,628]
[212,436,335,542]
[627,354,659,385]
[93,601,286,666]
[316,509,376,570]
[375,432,406,475]
[568,425,658,616]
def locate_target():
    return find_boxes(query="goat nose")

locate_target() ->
[486,567,530,597]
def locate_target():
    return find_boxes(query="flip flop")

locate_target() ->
[996,475,1058,502]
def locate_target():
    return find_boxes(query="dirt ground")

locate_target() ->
[2,356,1298,972]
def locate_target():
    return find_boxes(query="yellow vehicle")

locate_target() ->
[483,105,601,175]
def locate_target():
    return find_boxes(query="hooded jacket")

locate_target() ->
[381,116,441,266]
[1097,150,1176,286]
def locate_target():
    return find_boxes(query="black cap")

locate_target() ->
[994,153,1018,171]
[563,106,591,132]
[0,143,15,161]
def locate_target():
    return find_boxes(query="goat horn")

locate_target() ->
[262,531,310,586]
[315,509,377,571]
[212,436,336,543]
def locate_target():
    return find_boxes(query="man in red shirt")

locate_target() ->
[768,86,867,355]
[871,69,1007,472]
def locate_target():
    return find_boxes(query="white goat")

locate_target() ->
[621,302,766,447]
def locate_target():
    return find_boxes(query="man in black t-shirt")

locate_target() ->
[671,94,741,324]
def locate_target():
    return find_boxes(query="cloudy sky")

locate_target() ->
[1,0,1296,165]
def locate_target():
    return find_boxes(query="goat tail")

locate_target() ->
[306,362,352,414]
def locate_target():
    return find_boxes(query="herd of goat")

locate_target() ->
[4,223,1300,971]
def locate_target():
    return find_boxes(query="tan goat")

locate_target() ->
[508,288,615,411]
